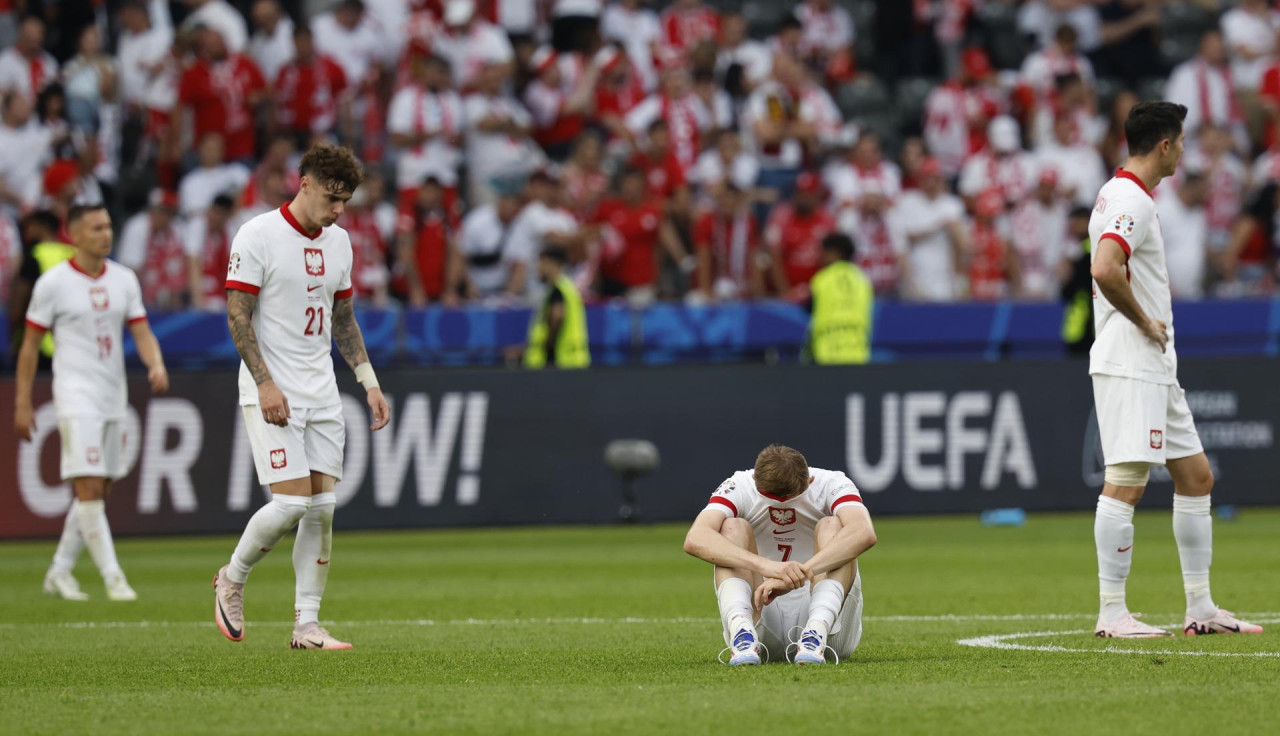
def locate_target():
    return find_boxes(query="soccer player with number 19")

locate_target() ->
[212,144,391,650]
[1087,102,1260,638]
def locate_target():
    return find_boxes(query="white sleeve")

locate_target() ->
[464,95,489,131]
[25,271,56,330]
[705,474,750,518]
[958,157,985,198]
[1098,192,1154,259]
[115,215,149,270]
[820,471,865,514]
[387,89,416,135]
[125,269,147,322]
[337,232,354,298]
[226,222,265,291]
[625,96,661,135]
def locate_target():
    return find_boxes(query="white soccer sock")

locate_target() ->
[1173,494,1217,619]
[75,499,122,579]
[716,577,756,636]
[50,500,84,574]
[804,579,846,642]
[1095,495,1136,622]
[294,492,336,626]
[227,494,311,585]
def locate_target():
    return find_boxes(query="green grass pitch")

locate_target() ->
[2,510,1279,735]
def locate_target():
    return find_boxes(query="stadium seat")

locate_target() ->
[1138,76,1167,102]
[837,76,891,119]
[743,1,792,40]
[895,77,939,135]
[1160,35,1201,68]
[1161,2,1216,37]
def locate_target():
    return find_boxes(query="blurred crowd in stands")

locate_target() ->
[2,0,1280,322]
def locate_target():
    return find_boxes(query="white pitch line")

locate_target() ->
[3,612,1278,631]
[957,617,1280,658]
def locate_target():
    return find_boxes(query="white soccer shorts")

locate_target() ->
[1092,374,1204,466]
[242,403,345,486]
[59,417,127,481]
[719,573,864,660]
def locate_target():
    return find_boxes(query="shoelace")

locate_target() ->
[222,581,244,621]
[717,630,770,665]
[785,628,840,665]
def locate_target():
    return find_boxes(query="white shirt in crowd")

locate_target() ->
[178,162,252,217]
[795,1,855,59]
[118,14,174,109]
[312,10,391,87]
[388,85,465,190]
[182,0,249,54]
[1165,58,1237,137]
[1035,141,1106,208]
[1018,46,1096,97]
[1017,0,1102,52]
[464,92,540,197]
[742,81,842,169]
[690,149,759,192]
[600,1,662,90]
[0,121,55,208]
[435,21,515,90]
[458,203,527,297]
[25,260,147,420]
[1156,185,1209,299]
[894,189,966,302]
[363,0,412,58]
[625,92,712,169]
[226,205,355,408]
[717,40,773,90]
[0,46,59,99]
[1221,5,1280,91]
[1009,197,1069,300]
[825,160,903,212]
[959,150,1037,203]
[705,467,865,565]
[1088,170,1178,385]
[249,14,295,83]
[511,200,578,293]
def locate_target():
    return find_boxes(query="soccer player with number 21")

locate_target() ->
[213,144,391,650]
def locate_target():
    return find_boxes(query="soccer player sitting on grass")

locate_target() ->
[683,445,876,665]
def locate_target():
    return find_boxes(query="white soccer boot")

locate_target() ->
[791,629,837,665]
[104,572,138,601]
[213,565,245,641]
[43,569,89,601]
[290,622,353,650]
[719,626,763,666]
[1094,613,1171,638]
[1183,609,1264,635]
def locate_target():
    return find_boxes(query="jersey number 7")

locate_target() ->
[778,544,792,561]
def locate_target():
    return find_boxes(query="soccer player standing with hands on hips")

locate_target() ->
[14,204,169,602]
[684,445,876,665]
[213,144,390,650]
[1088,102,1261,638]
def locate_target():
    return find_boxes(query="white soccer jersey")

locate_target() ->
[704,468,865,565]
[25,260,147,419]
[1088,169,1177,385]
[226,203,354,409]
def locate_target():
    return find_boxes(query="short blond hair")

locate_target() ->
[753,445,809,499]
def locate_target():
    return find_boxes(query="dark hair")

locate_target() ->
[299,143,364,195]
[1069,205,1092,220]
[1054,24,1077,45]
[1054,72,1083,92]
[779,14,802,33]
[211,193,236,210]
[1124,101,1187,156]
[67,204,107,226]
[540,246,569,265]
[22,209,61,235]
[822,233,856,261]
[647,118,668,134]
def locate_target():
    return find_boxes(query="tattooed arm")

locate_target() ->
[331,296,369,370]
[332,296,390,430]
[227,289,290,426]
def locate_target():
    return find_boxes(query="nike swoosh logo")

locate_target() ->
[317,559,329,565]
[217,598,242,639]
[773,529,793,535]
[308,639,325,648]
[307,284,323,292]
[1117,545,1133,552]
[1222,624,1240,633]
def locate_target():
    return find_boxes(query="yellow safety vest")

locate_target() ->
[525,274,590,369]
[32,241,76,357]
[809,260,873,365]
[1061,237,1093,345]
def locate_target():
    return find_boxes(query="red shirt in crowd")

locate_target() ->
[968,220,1010,301]
[274,55,347,135]
[139,225,188,309]
[630,149,686,200]
[344,208,386,297]
[178,54,267,160]
[196,226,232,306]
[693,209,758,292]
[595,197,664,288]
[660,3,721,58]
[396,206,451,298]
[765,203,836,288]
